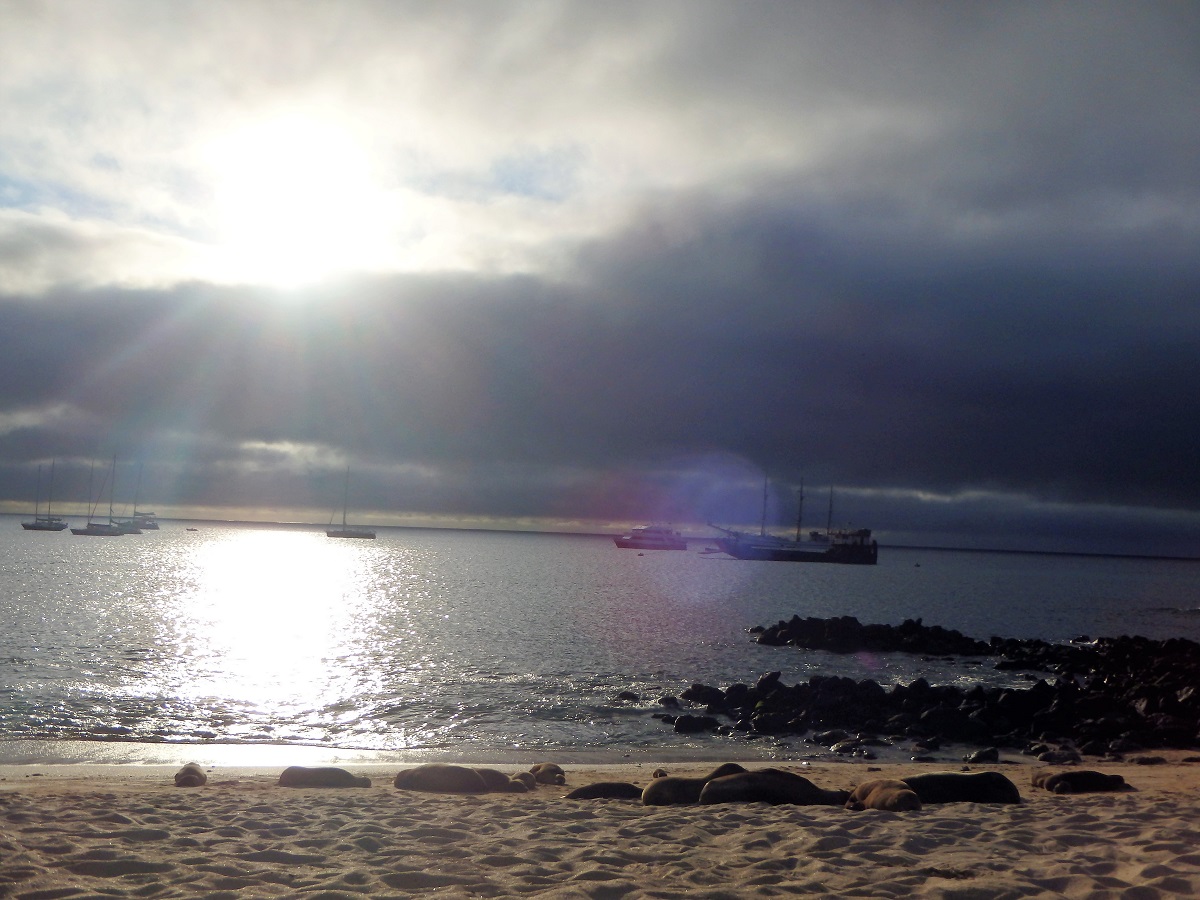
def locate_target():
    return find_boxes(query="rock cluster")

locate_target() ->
[655,617,1200,756]
[751,615,991,656]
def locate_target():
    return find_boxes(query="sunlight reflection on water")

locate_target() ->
[178,532,366,706]
[2,522,1199,761]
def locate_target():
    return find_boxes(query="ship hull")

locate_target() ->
[715,534,878,565]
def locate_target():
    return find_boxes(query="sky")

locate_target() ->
[1,0,1198,556]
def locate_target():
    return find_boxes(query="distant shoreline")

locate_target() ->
[6,512,1198,561]
[64,515,1200,563]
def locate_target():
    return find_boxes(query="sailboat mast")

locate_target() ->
[84,460,96,523]
[109,456,117,523]
[32,464,42,519]
[760,477,768,537]
[342,466,350,528]
[795,479,804,542]
[46,460,55,518]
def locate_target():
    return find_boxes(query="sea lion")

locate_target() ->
[529,762,567,785]
[511,771,537,791]
[278,766,371,788]
[393,763,490,793]
[846,779,922,811]
[1031,769,1128,794]
[473,767,518,792]
[641,762,747,806]
[698,768,849,806]
[901,771,1021,804]
[963,747,1000,764]
[173,762,207,787]
[565,782,645,800]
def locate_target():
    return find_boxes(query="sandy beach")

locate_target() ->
[2,755,1198,899]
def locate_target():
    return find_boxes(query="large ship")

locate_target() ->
[712,482,878,565]
[713,525,877,564]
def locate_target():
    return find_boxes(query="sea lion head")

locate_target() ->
[529,762,567,785]
[174,763,207,787]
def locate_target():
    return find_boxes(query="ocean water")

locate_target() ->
[1,517,1197,766]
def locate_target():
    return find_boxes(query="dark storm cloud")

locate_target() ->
[562,167,1200,501]
[1,163,1198,530]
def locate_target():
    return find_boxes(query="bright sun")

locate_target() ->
[205,115,394,287]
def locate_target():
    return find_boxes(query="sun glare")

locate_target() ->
[205,115,394,287]
[177,530,368,710]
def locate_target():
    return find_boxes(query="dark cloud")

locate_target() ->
[1,165,1198,544]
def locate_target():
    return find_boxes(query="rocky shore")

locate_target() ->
[654,615,1200,759]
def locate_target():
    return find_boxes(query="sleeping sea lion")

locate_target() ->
[1031,769,1127,794]
[901,771,1021,804]
[278,766,371,788]
[511,771,537,791]
[473,767,518,792]
[393,763,491,793]
[529,762,567,785]
[565,782,645,800]
[641,762,747,806]
[698,768,849,806]
[846,779,922,811]
[174,762,207,787]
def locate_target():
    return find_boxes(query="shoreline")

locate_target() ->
[0,738,826,769]
[2,729,1192,770]
[2,755,1198,897]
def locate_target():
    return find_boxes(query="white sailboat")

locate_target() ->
[326,467,375,539]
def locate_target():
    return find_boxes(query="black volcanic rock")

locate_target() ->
[754,615,992,656]
[660,617,1200,754]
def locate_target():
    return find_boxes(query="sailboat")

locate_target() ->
[326,467,376,539]
[71,457,127,537]
[111,463,157,532]
[712,479,878,564]
[21,461,69,531]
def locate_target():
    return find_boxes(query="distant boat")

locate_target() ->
[71,520,125,537]
[614,524,688,550]
[326,467,376,539]
[21,461,69,531]
[714,526,878,564]
[111,510,158,532]
[71,457,127,537]
[110,464,156,532]
[712,481,878,565]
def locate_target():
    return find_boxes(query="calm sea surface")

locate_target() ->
[1,517,1197,765]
